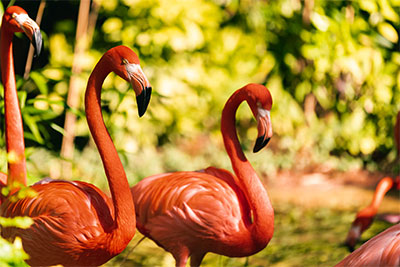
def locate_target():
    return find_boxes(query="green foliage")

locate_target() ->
[0,0,396,179]
[0,237,29,267]
[0,216,33,229]
[0,184,35,266]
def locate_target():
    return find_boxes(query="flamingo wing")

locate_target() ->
[336,223,400,266]
[132,171,249,253]
[200,166,251,221]
[0,180,116,266]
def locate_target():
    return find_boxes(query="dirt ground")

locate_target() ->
[268,169,400,213]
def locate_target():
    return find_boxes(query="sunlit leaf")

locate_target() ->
[0,216,33,229]
[30,72,48,95]
[22,113,44,144]
[378,22,398,43]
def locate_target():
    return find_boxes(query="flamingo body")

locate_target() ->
[1,180,119,266]
[337,223,400,266]
[132,84,274,266]
[133,169,255,258]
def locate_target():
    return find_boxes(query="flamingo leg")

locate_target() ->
[173,248,189,267]
[190,252,206,267]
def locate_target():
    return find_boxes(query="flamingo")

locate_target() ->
[131,83,274,267]
[344,176,400,250]
[336,223,400,266]
[0,6,42,193]
[345,111,400,251]
[0,45,152,266]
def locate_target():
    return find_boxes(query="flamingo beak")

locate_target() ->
[31,29,42,57]
[125,62,152,117]
[13,13,42,57]
[136,86,152,117]
[253,108,272,153]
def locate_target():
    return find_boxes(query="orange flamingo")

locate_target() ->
[337,223,400,266]
[1,45,152,266]
[0,6,42,193]
[131,83,274,266]
[344,176,400,250]
[345,111,400,251]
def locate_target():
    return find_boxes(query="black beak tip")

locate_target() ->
[32,30,43,57]
[344,242,355,252]
[136,87,152,117]
[253,136,270,153]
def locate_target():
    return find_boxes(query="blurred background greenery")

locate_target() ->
[0,0,399,266]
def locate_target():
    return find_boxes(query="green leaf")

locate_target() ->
[50,123,65,136]
[29,72,49,95]
[22,113,44,144]
[0,216,33,229]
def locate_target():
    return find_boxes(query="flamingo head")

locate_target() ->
[244,83,273,153]
[344,213,374,251]
[2,6,42,57]
[103,45,152,117]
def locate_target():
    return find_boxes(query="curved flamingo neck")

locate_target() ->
[369,177,393,211]
[355,177,394,230]
[1,24,27,187]
[84,57,135,245]
[220,89,274,247]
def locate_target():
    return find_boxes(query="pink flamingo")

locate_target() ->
[1,46,152,266]
[131,83,274,266]
[0,6,42,197]
[345,176,400,250]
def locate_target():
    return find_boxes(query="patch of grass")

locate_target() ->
[107,203,394,266]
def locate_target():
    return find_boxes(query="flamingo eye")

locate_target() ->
[122,58,129,65]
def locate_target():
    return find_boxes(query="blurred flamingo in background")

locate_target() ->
[345,111,400,251]
[345,176,400,250]
[1,46,152,266]
[0,6,42,199]
[337,223,400,266]
[132,83,274,266]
